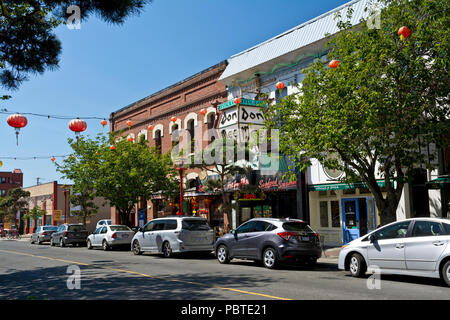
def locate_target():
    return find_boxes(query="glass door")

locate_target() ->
[342,198,360,244]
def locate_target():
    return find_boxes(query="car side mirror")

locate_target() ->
[138,227,143,233]
[231,229,236,235]
[369,234,378,243]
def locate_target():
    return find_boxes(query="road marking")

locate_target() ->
[0,249,292,300]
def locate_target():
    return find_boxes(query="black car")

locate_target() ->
[51,224,88,247]
[214,218,321,269]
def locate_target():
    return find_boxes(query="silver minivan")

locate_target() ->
[131,216,215,257]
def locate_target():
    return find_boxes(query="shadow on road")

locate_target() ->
[0,264,278,300]
[343,273,446,288]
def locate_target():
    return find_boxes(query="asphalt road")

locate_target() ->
[0,239,449,300]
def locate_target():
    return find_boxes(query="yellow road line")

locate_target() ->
[0,249,292,300]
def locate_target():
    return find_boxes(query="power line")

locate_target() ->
[0,109,106,120]
[0,155,70,160]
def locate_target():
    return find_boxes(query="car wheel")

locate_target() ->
[59,238,65,247]
[87,240,93,250]
[37,238,42,245]
[441,260,450,287]
[349,253,367,277]
[262,247,278,269]
[216,245,230,264]
[30,237,35,244]
[162,241,173,258]
[132,240,142,255]
[102,240,110,251]
[50,238,55,246]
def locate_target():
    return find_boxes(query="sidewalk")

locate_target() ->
[318,246,341,264]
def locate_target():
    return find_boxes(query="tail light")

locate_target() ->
[111,233,117,239]
[277,232,298,241]
[63,231,68,236]
[314,233,320,241]
[42,232,47,236]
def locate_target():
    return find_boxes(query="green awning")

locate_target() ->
[308,180,387,192]
[427,176,450,189]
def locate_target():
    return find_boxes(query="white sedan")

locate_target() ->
[87,225,135,250]
[338,217,450,286]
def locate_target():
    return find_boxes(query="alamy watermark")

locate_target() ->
[366,3,382,30]
[67,5,81,30]
[66,265,81,290]
[366,265,381,290]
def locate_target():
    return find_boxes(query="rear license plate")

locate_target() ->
[122,234,129,238]
[301,236,310,241]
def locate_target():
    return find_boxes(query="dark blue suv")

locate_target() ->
[214,218,321,269]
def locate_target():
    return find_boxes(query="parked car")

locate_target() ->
[30,225,58,244]
[87,225,135,250]
[50,224,88,247]
[96,219,112,229]
[131,216,215,257]
[214,218,322,269]
[338,217,450,287]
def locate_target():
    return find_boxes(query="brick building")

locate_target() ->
[109,61,228,228]
[0,169,23,229]
[23,182,111,234]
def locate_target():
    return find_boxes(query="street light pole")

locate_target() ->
[62,187,69,224]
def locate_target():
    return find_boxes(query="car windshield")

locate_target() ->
[68,225,87,232]
[282,222,313,232]
[110,226,131,231]
[182,219,211,231]
[42,226,58,231]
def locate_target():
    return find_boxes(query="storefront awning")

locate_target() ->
[308,180,387,192]
[427,176,450,189]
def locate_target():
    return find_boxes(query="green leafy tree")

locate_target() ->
[0,0,152,92]
[266,0,450,225]
[69,191,99,227]
[23,206,45,233]
[187,137,254,231]
[0,188,30,227]
[57,133,178,227]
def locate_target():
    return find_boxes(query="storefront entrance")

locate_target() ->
[342,197,376,244]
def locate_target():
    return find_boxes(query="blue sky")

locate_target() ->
[0,0,349,187]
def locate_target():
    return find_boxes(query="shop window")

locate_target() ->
[331,201,340,228]
[319,201,329,228]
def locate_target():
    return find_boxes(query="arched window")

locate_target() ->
[187,119,195,153]
[155,130,162,154]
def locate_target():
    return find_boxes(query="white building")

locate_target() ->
[218,0,448,246]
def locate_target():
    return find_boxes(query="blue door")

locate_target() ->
[342,199,360,244]
[342,197,377,244]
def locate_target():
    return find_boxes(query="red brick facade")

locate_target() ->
[109,61,228,227]
[0,169,23,198]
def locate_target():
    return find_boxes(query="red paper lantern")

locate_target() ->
[329,60,340,69]
[276,81,285,90]
[7,113,28,145]
[51,156,56,162]
[127,136,134,142]
[398,26,410,40]
[110,145,116,150]
[200,108,207,115]
[148,125,155,131]
[234,98,242,106]
[171,116,178,123]
[101,119,108,127]
[126,120,133,127]
[69,118,87,133]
